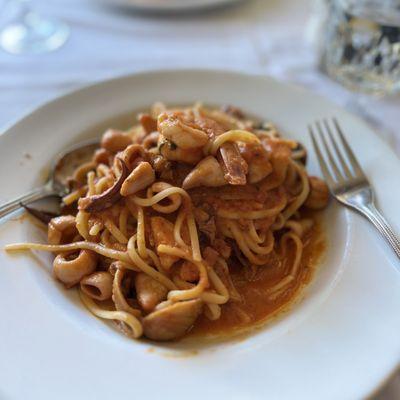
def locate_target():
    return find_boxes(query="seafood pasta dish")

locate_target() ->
[6,103,329,341]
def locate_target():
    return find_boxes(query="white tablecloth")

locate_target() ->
[0,0,399,397]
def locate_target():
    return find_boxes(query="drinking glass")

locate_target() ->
[320,0,400,95]
[0,0,69,54]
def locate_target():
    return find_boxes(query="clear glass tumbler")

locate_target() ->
[0,0,69,55]
[320,0,400,95]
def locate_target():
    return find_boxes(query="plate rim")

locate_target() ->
[93,0,241,12]
[1,66,398,159]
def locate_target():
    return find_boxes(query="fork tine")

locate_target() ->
[332,118,365,178]
[323,119,353,179]
[316,120,344,182]
[308,125,335,187]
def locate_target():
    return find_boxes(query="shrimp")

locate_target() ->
[158,112,208,149]
[158,135,203,164]
[239,142,272,183]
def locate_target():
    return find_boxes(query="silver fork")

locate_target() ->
[309,118,400,260]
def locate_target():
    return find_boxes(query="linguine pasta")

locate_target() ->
[6,103,329,341]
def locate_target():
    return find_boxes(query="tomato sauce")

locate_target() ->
[189,213,326,339]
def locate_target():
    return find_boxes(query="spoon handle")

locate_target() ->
[0,183,57,220]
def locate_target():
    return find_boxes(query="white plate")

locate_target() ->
[0,70,399,400]
[96,0,240,12]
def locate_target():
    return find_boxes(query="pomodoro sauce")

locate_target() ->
[190,214,325,338]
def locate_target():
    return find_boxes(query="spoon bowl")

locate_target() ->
[51,139,99,192]
[0,139,99,221]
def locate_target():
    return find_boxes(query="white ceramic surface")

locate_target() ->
[0,70,399,400]
[96,0,240,12]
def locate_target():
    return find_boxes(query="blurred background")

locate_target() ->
[0,0,399,396]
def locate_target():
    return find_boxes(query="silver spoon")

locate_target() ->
[0,139,99,220]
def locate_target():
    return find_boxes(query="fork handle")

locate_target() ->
[361,203,400,259]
